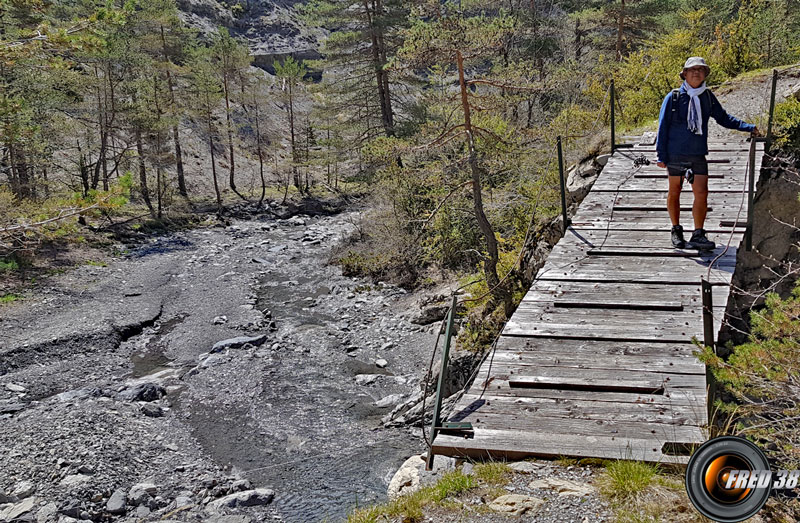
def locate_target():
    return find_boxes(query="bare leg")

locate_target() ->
[691,175,709,229]
[667,175,683,226]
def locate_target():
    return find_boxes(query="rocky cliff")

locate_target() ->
[177,0,322,73]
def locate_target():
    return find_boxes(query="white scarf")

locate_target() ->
[683,80,707,135]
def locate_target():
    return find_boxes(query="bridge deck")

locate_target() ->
[432,137,764,464]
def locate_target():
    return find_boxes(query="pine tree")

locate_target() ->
[274,56,308,194]
[209,28,251,199]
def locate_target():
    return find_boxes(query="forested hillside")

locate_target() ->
[2,0,799,311]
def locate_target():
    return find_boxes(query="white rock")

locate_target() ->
[11,481,35,499]
[375,359,388,368]
[375,394,404,408]
[387,456,422,499]
[0,497,36,521]
[488,494,544,516]
[59,475,91,487]
[354,374,379,386]
[106,489,127,514]
[528,478,594,497]
[36,502,57,523]
[4,383,26,393]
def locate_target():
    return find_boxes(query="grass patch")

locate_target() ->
[473,462,512,486]
[598,460,660,500]
[0,293,22,304]
[347,470,476,523]
[0,259,19,272]
[85,260,108,267]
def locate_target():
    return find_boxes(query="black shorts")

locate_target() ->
[666,155,708,176]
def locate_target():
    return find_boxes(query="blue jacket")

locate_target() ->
[655,85,755,164]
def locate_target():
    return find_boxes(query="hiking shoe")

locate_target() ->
[687,228,715,250]
[671,225,686,248]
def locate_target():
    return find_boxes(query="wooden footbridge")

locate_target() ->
[430,135,765,464]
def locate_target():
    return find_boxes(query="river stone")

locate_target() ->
[127,483,157,506]
[11,481,35,499]
[5,383,26,393]
[206,516,252,523]
[375,394,404,408]
[211,335,268,353]
[140,404,164,418]
[106,489,127,514]
[528,478,594,497]
[0,497,36,521]
[36,502,58,523]
[355,374,379,386]
[375,359,388,368]
[206,488,274,511]
[59,475,91,488]
[488,494,544,516]
[409,304,449,325]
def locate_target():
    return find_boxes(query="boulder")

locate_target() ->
[387,454,456,499]
[488,494,544,516]
[206,489,274,511]
[106,489,126,515]
[127,483,157,506]
[211,335,268,353]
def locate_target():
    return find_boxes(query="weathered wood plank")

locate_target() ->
[454,393,705,426]
[489,349,705,375]
[432,428,698,463]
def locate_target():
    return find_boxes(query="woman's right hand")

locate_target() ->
[657,161,667,168]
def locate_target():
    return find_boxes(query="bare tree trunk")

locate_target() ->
[161,25,188,198]
[134,130,155,217]
[286,81,302,194]
[616,0,625,60]
[252,84,266,205]
[365,0,394,137]
[456,50,509,316]
[223,74,245,200]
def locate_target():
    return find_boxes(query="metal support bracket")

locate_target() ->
[425,295,472,470]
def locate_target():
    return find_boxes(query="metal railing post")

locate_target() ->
[610,79,616,153]
[701,277,716,423]
[701,277,714,351]
[745,138,756,251]
[557,135,568,236]
[766,69,778,151]
[426,294,458,470]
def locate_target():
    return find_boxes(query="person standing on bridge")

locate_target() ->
[655,57,759,249]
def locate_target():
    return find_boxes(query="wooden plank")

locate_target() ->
[447,409,705,442]
[495,337,707,357]
[520,281,730,309]
[455,393,705,426]
[463,378,707,408]
[432,428,695,464]
[489,350,705,375]
[478,364,706,390]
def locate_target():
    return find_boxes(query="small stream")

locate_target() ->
[123,212,434,521]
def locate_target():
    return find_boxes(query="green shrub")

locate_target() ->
[773,97,800,151]
[0,259,19,272]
